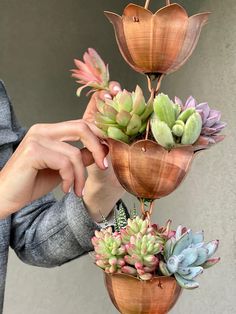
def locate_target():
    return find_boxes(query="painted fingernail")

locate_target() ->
[113,85,121,92]
[104,93,112,99]
[103,157,109,168]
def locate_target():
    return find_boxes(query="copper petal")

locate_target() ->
[107,139,194,199]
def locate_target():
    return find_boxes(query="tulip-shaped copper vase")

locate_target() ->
[105,1,210,76]
[107,138,196,200]
[104,273,182,314]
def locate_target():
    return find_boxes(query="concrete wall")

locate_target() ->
[1,0,235,313]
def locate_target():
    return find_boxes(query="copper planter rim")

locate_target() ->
[104,271,175,282]
[106,138,196,200]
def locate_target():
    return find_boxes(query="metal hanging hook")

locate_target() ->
[145,0,171,10]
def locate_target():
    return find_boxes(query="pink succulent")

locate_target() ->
[71,48,121,97]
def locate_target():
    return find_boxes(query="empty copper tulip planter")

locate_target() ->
[104,1,210,76]
[104,273,182,314]
[107,138,195,200]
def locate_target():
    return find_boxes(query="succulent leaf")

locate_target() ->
[181,112,202,145]
[175,273,199,289]
[151,115,175,150]
[153,93,176,129]
[107,127,129,143]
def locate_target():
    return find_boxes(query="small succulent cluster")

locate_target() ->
[151,93,226,150]
[92,213,220,288]
[175,96,226,145]
[160,225,220,289]
[71,48,121,97]
[72,49,226,150]
[94,86,153,143]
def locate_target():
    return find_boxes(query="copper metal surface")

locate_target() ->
[104,273,182,314]
[107,138,195,200]
[104,4,210,75]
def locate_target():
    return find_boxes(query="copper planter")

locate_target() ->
[105,4,210,75]
[107,138,195,200]
[104,273,182,314]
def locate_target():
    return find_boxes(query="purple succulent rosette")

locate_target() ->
[175,96,227,146]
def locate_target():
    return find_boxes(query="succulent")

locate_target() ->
[71,48,121,97]
[94,85,154,143]
[92,227,126,274]
[114,205,129,232]
[151,93,203,149]
[160,225,220,289]
[175,96,227,144]
[120,216,149,245]
[124,233,162,280]
[92,215,220,287]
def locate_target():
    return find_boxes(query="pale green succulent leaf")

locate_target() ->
[126,114,142,136]
[181,112,202,145]
[107,126,129,143]
[151,115,175,150]
[153,93,176,128]
[178,108,196,122]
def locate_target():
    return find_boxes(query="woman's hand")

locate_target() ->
[82,86,126,222]
[0,120,108,218]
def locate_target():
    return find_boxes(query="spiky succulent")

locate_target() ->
[94,85,153,143]
[175,96,227,144]
[114,206,128,232]
[159,225,220,289]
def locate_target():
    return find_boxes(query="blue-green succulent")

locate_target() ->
[159,225,220,289]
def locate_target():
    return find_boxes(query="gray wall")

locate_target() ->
[0,0,235,313]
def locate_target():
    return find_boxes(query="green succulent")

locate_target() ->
[124,232,162,280]
[92,227,126,274]
[151,93,202,149]
[95,85,153,143]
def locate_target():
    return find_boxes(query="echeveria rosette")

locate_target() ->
[71,48,121,97]
[175,96,227,146]
[94,86,154,143]
[159,225,220,289]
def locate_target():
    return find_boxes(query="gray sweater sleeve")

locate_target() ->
[10,192,101,267]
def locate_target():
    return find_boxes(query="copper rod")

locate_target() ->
[144,0,151,9]
[155,73,165,94]
[145,0,171,10]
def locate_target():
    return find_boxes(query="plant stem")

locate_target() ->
[145,0,171,10]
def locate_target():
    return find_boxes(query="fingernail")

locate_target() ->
[82,188,85,197]
[113,85,121,92]
[69,186,73,193]
[104,93,112,99]
[103,157,109,168]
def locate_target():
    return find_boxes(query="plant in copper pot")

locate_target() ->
[91,209,220,314]
[70,1,225,313]
[72,49,226,202]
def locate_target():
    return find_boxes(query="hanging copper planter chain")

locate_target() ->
[145,0,171,9]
